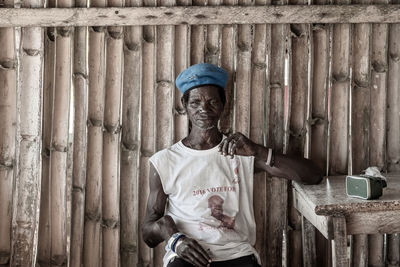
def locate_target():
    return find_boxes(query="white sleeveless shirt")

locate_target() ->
[149,140,260,267]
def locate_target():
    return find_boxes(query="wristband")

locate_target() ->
[167,232,186,253]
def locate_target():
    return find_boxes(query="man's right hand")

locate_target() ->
[175,236,211,267]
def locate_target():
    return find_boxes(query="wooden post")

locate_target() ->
[251,0,270,261]
[11,0,44,263]
[302,217,317,267]
[0,1,17,263]
[70,2,88,265]
[351,0,371,264]
[174,0,190,141]
[102,0,124,263]
[138,0,156,262]
[267,0,289,265]
[332,216,348,267]
[387,0,400,264]
[84,0,106,264]
[120,0,142,265]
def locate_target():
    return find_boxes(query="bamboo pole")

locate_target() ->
[48,29,72,267]
[387,0,400,172]
[267,0,288,265]
[153,0,175,264]
[70,12,88,267]
[138,0,156,262]
[37,26,55,267]
[102,1,124,264]
[350,0,371,264]
[174,0,190,141]
[367,0,388,265]
[47,0,74,264]
[190,0,207,64]
[84,0,106,264]
[329,0,351,171]
[387,0,400,264]
[0,0,16,263]
[120,0,142,266]
[36,0,56,262]
[205,0,221,65]
[250,0,270,259]
[310,11,332,267]
[287,0,312,264]
[69,0,88,265]
[219,0,237,134]
[11,0,44,263]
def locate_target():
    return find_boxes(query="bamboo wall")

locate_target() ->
[1,4,400,267]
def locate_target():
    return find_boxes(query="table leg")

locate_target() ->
[332,216,348,267]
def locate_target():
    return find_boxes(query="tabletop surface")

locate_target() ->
[292,172,400,216]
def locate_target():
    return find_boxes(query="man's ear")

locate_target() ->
[181,97,187,109]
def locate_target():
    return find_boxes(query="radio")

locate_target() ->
[346,174,387,200]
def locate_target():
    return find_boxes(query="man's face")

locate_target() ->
[209,198,224,218]
[184,86,224,130]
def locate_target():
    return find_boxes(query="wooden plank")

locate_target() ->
[302,216,317,267]
[154,0,175,263]
[190,0,207,64]
[0,9,16,264]
[11,17,44,266]
[3,5,400,27]
[120,0,142,265]
[292,187,332,240]
[346,211,400,235]
[332,216,348,267]
[387,234,400,267]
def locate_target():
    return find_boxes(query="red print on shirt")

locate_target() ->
[208,195,235,229]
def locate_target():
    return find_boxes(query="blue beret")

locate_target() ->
[175,63,228,94]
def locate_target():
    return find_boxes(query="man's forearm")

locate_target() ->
[253,144,323,184]
[142,215,179,248]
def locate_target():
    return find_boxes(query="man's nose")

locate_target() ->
[199,101,211,111]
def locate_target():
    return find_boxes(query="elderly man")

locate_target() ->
[142,63,322,267]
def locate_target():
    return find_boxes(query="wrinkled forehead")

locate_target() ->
[187,85,222,99]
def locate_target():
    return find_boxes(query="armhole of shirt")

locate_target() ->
[149,155,169,194]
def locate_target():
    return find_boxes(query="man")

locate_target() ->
[142,63,323,267]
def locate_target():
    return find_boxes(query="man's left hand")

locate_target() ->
[218,132,256,158]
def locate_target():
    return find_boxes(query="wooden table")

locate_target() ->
[292,172,400,266]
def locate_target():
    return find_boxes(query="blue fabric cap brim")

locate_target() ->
[175,63,228,94]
